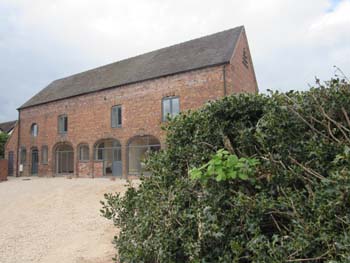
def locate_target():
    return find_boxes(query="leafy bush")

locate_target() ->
[101,78,350,262]
[0,132,9,159]
[189,149,259,183]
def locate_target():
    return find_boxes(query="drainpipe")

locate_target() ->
[16,110,20,177]
[223,64,227,96]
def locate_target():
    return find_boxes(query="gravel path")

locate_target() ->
[0,177,131,263]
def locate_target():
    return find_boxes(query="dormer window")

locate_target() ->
[31,123,38,137]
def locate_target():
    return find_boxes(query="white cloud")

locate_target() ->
[0,0,349,121]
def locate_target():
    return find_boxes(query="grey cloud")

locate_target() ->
[0,0,349,122]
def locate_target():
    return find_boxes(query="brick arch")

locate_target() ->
[52,141,74,153]
[126,134,160,147]
[92,138,122,177]
[93,138,121,148]
[52,141,74,176]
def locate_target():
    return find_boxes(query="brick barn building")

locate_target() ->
[5,26,258,178]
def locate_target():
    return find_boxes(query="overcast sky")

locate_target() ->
[0,0,349,122]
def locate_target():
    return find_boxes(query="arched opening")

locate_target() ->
[128,135,161,176]
[93,138,122,176]
[31,147,39,175]
[54,143,74,175]
[31,123,38,137]
[78,144,89,162]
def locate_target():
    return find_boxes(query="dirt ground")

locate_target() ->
[0,176,132,263]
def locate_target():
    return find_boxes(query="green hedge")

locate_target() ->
[101,78,350,262]
[0,133,9,159]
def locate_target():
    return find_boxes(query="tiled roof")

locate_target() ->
[0,121,17,133]
[20,26,243,109]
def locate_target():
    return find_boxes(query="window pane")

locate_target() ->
[84,147,89,160]
[112,106,122,128]
[20,148,26,164]
[111,107,117,127]
[117,107,122,126]
[96,143,104,160]
[59,117,63,133]
[42,146,48,164]
[162,99,171,121]
[31,124,38,136]
[64,116,68,132]
[58,116,68,133]
[171,98,180,116]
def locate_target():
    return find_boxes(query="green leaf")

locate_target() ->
[238,172,248,180]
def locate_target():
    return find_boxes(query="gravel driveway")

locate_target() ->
[0,177,131,263]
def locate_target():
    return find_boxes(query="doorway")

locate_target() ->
[8,151,14,176]
[55,144,74,175]
[31,148,39,175]
[94,139,122,176]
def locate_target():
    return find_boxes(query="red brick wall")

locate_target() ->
[226,29,258,95]
[0,159,8,181]
[5,124,18,176]
[93,162,103,177]
[11,65,230,178]
[6,38,258,179]
[78,162,90,177]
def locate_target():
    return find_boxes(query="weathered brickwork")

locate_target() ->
[5,30,258,179]
[4,124,18,176]
[78,162,90,177]
[226,30,258,95]
[0,159,8,181]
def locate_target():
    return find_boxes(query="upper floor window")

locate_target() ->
[111,105,122,128]
[162,96,180,121]
[41,145,48,164]
[58,115,68,134]
[31,123,38,137]
[79,144,89,161]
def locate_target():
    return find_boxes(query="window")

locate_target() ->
[31,123,38,137]
[41,145,48,164]
[58,115,68,134]
[20,147,26,164]
[162,96,180,121]
[96,143,104,160]
[111,105,122,128]
[79,144,89,161]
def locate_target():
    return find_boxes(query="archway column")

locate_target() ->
[122,144,128,179]
[90,143,95,178]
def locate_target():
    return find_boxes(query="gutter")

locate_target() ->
[16,110,20,177]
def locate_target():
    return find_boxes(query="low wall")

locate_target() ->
[78,162,90,177]
[93,161,103,177]
[0,159,8,182]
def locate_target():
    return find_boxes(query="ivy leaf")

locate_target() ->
[189,168,202,180]
[238,172,248,180]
